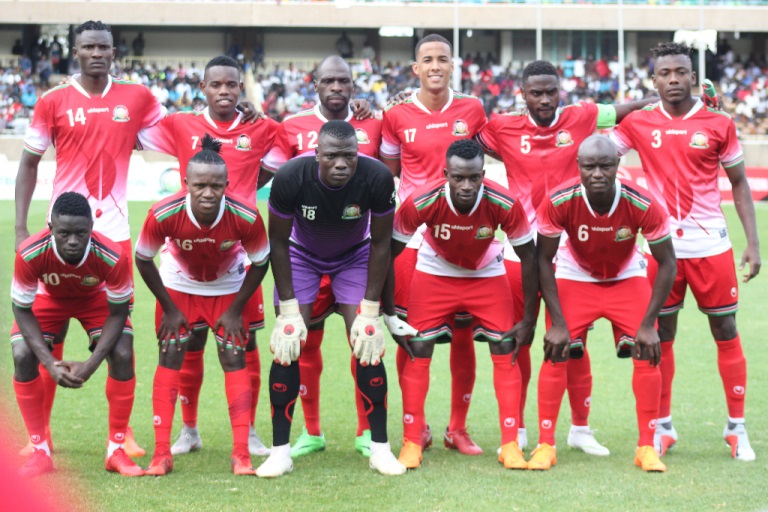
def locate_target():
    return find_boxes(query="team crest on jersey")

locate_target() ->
[220,240,236,251]
[555,130,574,147]
[341,204,362,220]
[235,134,252,151]
[475,225,494,239]
[452,119,469,136]
[355,128,371,145]
[690,131,709,149]
[81,275,100,286]
[112,105,130,122]
[615,226,634,242]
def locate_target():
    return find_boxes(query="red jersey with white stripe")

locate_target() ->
[381,90,487,203]
[135,191,270,296]
[477,101,600,226]
[393,179,532,278]
[12,229,133,307]
[23,75,165,241]
[538,178,671,282]
[137,108,278,203]
[261,105,381,172]
[609,100,742,258]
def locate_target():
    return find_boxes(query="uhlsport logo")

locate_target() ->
[341,204,362,220]
[584,396,592,408]
[734,385,745,395]
[113,105,130,122]
[272,383,287,392]
[541,419,553,429]
[115,432,125,442]
[153,415,162,426]
[475,225,494,240]
[355,128,371,144]
[731,287,738,298]
[615,226,634,242]
[463,393,472,403]
[179,395,189,405]
[452,119,469,136]
[236,134,252,151]
[555,130,574,147]
[82,275,100,286]
[690,131,709,149]
[503,417,516,428]
[649,419,658,430]
[220,240,236,251]
[31,435,41,443]
[370,377,384,387]
[403,414,414,424]
[299,385,308,396]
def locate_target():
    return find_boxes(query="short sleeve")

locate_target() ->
[476,118,500,154]
[641,200,672,245]
[261,123,294,172]
[10,252,39,308]
[369,163,396,216]
[105,252,134,304]
[267,161,301,218]
[137,114,177,155]
[242,214,270,267]
[140,87,166,129]
[380,108,401,159]
[502,200,533,246]
[23,95,53,155]
[719,117,744,168]
[608,119,635,157]
[536,197,565,238]
[392,197,422,243]
[134,212,167,261]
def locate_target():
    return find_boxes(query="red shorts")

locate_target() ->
[157,289,250,347]
[557,277,651,348]
[646,248,738,316]
[309,274,336,326]
[246,285,266,332]
[408,270,513,342]
[504,259,542,325]
[117,239,135,310]
[10,293,133,350]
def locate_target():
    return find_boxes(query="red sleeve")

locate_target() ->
[261,122,294,172]
[469,100,488,136]
[140,86,165,129]
[536,198,565,238]
[23,95,53,155]
[104,252,134,304]
[501,200,533,246]
[640,200,672,245]
[137,114,178,155]
[241,214,270,267]
[392,196,423,243]
[10,251,40,308]
[476,117,499,154]
[134,212,167,261]
[719,117,744,168]
[380,108,401,158]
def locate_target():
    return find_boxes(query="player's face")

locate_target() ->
[185,162,229,222]
[652,54,695,105]
[49,215,93,265]
[315,61,353,115]
[412,42,453,94]
[74,30,114,78]
[522,75,560,126]
[578,151,618,196]
[445,155,484,212]
[316,134,359,188]
[202,65,242,120]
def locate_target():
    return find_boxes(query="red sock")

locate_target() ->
[396,345,408,380]
[39,343,64,428]
[299,329,323,436]
[351,354,370,436]
[537,361,568,445]
[632,359,661,446]
[448,325,475,432]
[106,376,135,445]
[224,369,252,455]
[659,340,675,418]
[179,350,204,429]
[401,357,431,443]
[152,366,180,454]
[245,349,261,425]
[567,349,592,427]
[491,354,522,445]
[13,377,46,445]
[716,335,747,419]
[516,343,531,428]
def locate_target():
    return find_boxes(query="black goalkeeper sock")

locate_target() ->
[356,360,388,443]
[269,361,300,446]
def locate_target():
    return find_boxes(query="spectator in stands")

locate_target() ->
[336,31,353,59]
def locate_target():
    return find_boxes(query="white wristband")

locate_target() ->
[279,298,300,317]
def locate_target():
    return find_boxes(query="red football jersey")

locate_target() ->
[137,108,278,203]
[135,191,270,295]
[537,178,671,281]
[477,102,600,225]
[12,229,133,307]
[23,75,165,241]
[261,105,382,172]
[610,100,742,258]
[393,179,531,277]
[381,90,487,203]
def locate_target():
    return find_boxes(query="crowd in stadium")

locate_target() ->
[1,41,766,136]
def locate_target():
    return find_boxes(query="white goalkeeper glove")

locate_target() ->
[383,314,419,338]
[350,299,385,367]
[270,298,307,366]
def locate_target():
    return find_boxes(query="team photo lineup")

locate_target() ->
[6,16,762,491]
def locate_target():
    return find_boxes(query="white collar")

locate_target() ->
[581,178,622,218]
[203,107,243,131]
[70,74,113,99]
[412,88,455,115]
[51,234,91,268]
[185,193,225,229]
[444,181,483,217]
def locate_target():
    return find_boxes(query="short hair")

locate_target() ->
[205,55,240,75]
[189,133,225,166]
[319,119,356,141]
[650,42,692,61]
[446,139,484,162]
[415,34,452,58]
[51,192,92,219]
[522,60,559,84]
[315,55,351,80]
[74,21,112,36]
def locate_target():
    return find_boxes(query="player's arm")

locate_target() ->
[634,237,676,366]
[135,255,189,350]
[610,98,657,126]
[257,166,275,190]
[537,233,570,362]
[364,211,394,301]
[380,155,401,178]
[215,262,270,352]
[724,161,761,282]
[382,239,406,317]
[268,211,295,301]
[12,304,84,388]
[15,151,42,251]
[505,239,538,350]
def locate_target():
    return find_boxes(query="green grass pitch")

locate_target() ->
[0,200,766,512]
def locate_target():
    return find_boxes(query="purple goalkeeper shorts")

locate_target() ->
[274,242,370,307]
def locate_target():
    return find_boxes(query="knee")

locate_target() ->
[12,341,39,381]
[657,316,677,341]
[709,315,737,341]
[187,330,208,351]
[219,349,246,372]
[489,341,513,356]
[410,342,434,359]
[159,343,187,370]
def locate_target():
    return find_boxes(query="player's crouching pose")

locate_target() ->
[384,139,538,470]
[530,135,676,472]
[11,192,142,477]
[135,135,270,476]
[256,120,405,478]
